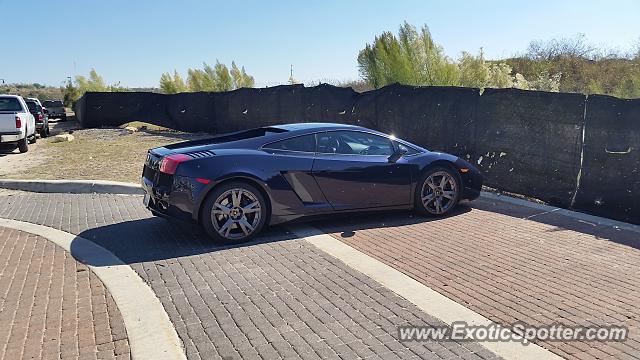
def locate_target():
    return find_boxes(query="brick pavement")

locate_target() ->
[0,226,130,360]
[0,192,495,360]
[314,198,640,360]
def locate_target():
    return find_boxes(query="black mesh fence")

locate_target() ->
[475,88,585,208]
[74,84,640,224]
[572,95,640,224]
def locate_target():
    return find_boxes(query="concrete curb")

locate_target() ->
[480,192,640,234]
[0,218,186,360]
[0,179,143,195]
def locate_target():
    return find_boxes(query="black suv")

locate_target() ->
[25,99,50,137]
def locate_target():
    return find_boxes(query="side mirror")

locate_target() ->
[388,148,408,163]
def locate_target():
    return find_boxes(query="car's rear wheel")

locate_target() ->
[201,182,267,244]
[17,137,28,153]
[415,166,461,216]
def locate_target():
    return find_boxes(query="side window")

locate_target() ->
[316,131,394,156]
[263,134,316,153]
[395,142,419,155]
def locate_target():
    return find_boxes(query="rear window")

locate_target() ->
[0,98,23,112]
[26,101,38,112]
[43,100,63,107]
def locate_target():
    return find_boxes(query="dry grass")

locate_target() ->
[2,124,209,183]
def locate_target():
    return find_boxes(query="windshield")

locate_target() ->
[0,97,23,112]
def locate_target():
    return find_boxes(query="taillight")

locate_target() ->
[159,154,191,175]
[38,114,43,121]
[15,116,21,129]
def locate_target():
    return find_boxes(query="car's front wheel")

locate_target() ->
[201,181,267,244]
[415,166,461,217]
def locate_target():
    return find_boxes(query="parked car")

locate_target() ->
[25,99,49,138]
[0,95,36,153]
[26,97,44,110]
[141,123,483,243]
[42,100,66,121]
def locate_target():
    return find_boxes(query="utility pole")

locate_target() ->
[290,65,293,79]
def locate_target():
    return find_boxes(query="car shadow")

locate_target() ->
[306,204,473,238]
[0,144,18,157]
[72,216,303,267]
[72,206,472,267]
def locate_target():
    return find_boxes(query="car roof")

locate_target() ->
[0,94,22,99]
[270,122,365,132]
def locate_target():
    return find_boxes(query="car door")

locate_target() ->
[262,134,331,215]
[312,130,413,210]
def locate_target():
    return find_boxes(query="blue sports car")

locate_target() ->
[142,123,483,243]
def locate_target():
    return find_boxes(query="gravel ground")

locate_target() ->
[0,120,210,183]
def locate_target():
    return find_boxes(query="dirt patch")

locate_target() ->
[0,121,209,183]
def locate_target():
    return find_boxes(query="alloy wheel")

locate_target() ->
[420,171,458,215]
[211,188,262,240]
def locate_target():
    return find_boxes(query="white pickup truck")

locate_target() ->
[0,95,36,153]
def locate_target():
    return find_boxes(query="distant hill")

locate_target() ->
[0,83,64,101]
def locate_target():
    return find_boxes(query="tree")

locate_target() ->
[159,71,187,94]
[507,34,639,97]
[75,69,107,92]
[458,49,521,89]
[357,22,459,88]
[63,82,80,106]
[187,68,206,91]
[64,68,128,102]
[230,62,255,89]
[214,62,233,91]
[177,61,255,92]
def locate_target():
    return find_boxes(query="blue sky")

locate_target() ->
[2,0,639,87]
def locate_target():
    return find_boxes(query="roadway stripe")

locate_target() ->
[291,225,562,360]
[0,218,186,360]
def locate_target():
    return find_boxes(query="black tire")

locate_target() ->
[414,166,462,217]
[18,136,28,153]
[40,128,49,138]
[200,181,268,244]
